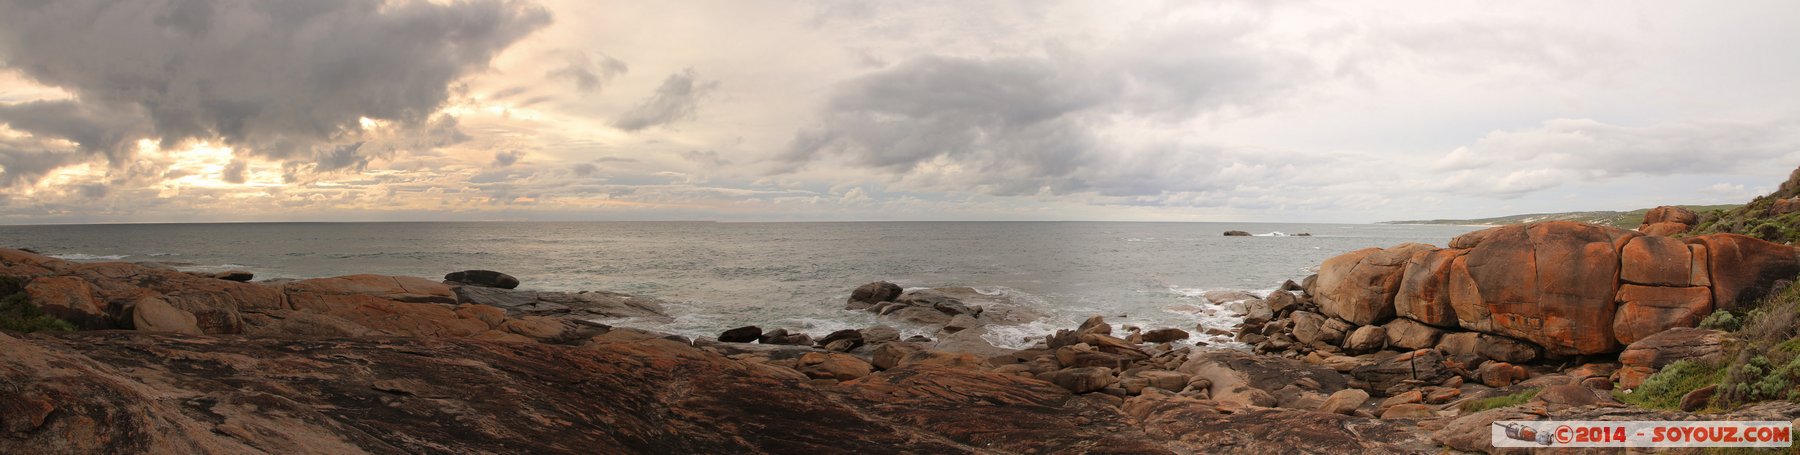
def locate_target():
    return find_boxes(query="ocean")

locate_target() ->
[0,221,1478,348]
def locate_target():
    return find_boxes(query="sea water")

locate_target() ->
[0,221,1478,347]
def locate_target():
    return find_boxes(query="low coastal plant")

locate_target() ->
[1460,388,1539,413]
[0,276,74,333]
[1717,279,1800,406]
[1699,310,1742,332]
[1617,359,1725,410]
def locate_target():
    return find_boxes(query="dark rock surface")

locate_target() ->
[443,270,521,289]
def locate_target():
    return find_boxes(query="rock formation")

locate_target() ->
[1289,221,1796,358]
[1637,205,1699,236]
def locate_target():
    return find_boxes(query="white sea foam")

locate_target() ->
[49,253,129,261]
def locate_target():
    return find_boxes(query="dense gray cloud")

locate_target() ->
[0,100,152,163]
[0,0,550,181]
[612,69,718,131]
[0,141,80,187]
[779,40,1313,197]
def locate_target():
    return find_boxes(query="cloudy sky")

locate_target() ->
[1,0,1797,224]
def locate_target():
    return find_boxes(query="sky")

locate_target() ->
[1,0,1798,224]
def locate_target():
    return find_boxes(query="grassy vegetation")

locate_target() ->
[1691,167,1800,244]
[1615,359,1726,410]
[1717,283,1800,405]
[0,276,74,333]
[1460,388,1540,413]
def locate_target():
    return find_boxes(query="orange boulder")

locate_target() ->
[1684,234,1800,310]
[1448,222,1638,355]
[1639,222,1691,237]
[1620,235,1698,287]
[1314,243,1436,326]
[1612,285,1712,345]
[1642,206,1699,226]
[1394,248,1466,328]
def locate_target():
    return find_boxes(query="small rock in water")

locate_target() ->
[1141,328,1189,343]
[860,325,900,344]
[817,329,865,351]
[1223,230,1251,236]
[718,326,762,343]
[212,270,255,282]
[443,270,520,289]
[847,281,904,309]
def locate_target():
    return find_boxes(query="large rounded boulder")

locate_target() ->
[1683,234,1800,311]
[1447,222,1638,355]
[1314,243,1435,326]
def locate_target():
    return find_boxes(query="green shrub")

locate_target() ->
[1461,388,1540,413]
[1700,310,1742,332]
[0,292,75,333]
[1619,359,1724,410]
[1718,279,1800,406]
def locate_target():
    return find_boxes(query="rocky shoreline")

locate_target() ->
[3,212,1800,454]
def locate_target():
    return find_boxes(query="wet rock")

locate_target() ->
[718,326,762,343]
[846,281,904,309]
[1241,298,1274,326]
[940,314,981,333]
[444,270,520,289]
[1223,230,1252,236]
[817,329,865,352]
[211,270,255,282]
[859,325,900,345]
[884,306,953,325]
[453,286,670,320]
[1141,328,1190,343]
[758,328,813,346]
[1265,291,1299,315]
